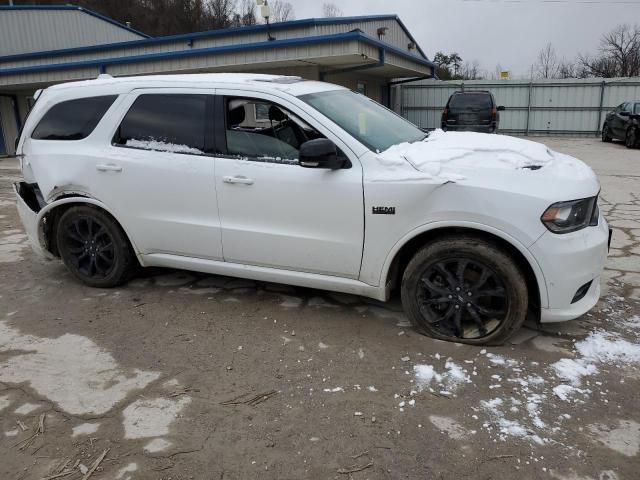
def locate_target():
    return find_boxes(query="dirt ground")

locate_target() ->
[1,136,639,480]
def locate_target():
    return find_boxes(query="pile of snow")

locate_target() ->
[126,138,204,155]
[552,330,640,401]
[414,360,471,395]
[375,129,594,182]
[480,398,546,445]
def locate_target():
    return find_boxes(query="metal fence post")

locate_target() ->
[525,81,533,136]
[596,80,606,136]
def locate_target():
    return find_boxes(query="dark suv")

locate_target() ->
[602,101,639,149]
[441,91,504,133]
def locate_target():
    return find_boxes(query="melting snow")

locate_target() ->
[126,138,203,155]
[122,396,191,439]
[72,422,101,437]
[0,321,160,415]
[375,130,595,182]
[414,360,471,393]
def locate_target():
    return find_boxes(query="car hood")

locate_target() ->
[370,130,599,201]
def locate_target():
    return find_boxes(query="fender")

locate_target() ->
[34,194,144,265]
[378,220,550,308]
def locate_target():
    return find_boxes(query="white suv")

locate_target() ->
[14,74,610,345]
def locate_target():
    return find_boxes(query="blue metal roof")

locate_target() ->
[0,4,150,39]
[0,30,436,77]
[0,12,429,64]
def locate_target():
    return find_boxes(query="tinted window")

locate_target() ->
[32,95,117,140]
[449,93,492,110]
[114,94,207,154]
[225,97,325,162]
[635,103,640,115]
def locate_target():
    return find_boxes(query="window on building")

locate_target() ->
[32,95,117,141]
[113,94,207,155]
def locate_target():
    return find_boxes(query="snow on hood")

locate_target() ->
[374,130,595,183]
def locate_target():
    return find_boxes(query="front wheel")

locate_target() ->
[626,127,638,149]
[401,236,529,345]
[56,206,135,288]
[602,124,612,142]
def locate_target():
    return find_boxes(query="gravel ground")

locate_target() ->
[0,136,638,480]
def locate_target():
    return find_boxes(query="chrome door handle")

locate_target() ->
[96,164,123,172]
[223,175,254,185]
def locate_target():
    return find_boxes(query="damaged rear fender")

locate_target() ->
[14,182,142,262]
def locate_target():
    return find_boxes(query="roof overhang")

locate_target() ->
[0,31,435,89]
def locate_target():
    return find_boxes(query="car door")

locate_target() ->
[212,90,364,279]
[91,89,223,260]
[610,103,629,138]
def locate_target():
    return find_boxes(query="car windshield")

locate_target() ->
[299,90,426,152]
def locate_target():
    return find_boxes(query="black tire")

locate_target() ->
[401,236,528,346]
[625,127,638,149]
[602,124,612,143]
[56,206,135,288]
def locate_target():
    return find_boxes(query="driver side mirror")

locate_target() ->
[497,105,506,111]
[299,139,344,170]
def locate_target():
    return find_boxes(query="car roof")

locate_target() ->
[452,90,491,94]
[43,73,347,98]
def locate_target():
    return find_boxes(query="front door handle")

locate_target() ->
[96,164,123,172]
[223,175,254,185]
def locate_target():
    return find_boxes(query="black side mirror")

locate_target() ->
[299,139,344,170]
[497,105,506,111]
[620,111,630,117]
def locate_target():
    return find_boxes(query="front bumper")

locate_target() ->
[529,216,609,323]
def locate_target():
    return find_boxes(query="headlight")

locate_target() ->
[541,196,599,234]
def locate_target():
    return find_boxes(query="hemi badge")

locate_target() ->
[372,206,396,215]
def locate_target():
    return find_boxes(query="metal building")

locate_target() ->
[0,5,435,156]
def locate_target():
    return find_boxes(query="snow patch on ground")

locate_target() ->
[72,422,100,437]
[0,230,29,263]
[14,402,41,415]
[122,396,191,439]
[429,415,470,440]
[115,462,138,480]
[144,438,173,453]
[588,420,640,457]
[414,360,471,394]
[0,320,160,415]
[0,394,10,412]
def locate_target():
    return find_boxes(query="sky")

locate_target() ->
[286,0,640,78]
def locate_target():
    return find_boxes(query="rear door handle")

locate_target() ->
[223,175,254,185]
[96,164,123,172]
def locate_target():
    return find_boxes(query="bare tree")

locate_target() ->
[322,3,343,17]
[208,0,237,29]
[269,0,294,22]
[534,43,560,79]
[460,61,482,80]
[236,0,258,25]
[579,24,640,78]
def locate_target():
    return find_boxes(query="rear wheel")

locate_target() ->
[626,127,638,149]
[602,124,612,142]
[401,236,528,345]
[56,206,135,288]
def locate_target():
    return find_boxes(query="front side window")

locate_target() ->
[300,90,425,152]
[113,94,207,155]
[224,97,325,163]
[635,103,640,115]
[32,95,117,140]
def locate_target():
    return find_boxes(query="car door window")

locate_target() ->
[113,94,208,155]
[223,97,324,164]
[635,103,640,115]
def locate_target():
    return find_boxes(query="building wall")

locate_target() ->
[0,9,144,57]
[398,77,640,135]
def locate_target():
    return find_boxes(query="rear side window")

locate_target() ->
[32,95,117,140]
[113,94,207,155]
[449,93,492,110]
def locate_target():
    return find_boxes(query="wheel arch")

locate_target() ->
[36,196,141,261]
[381,223,548,316]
